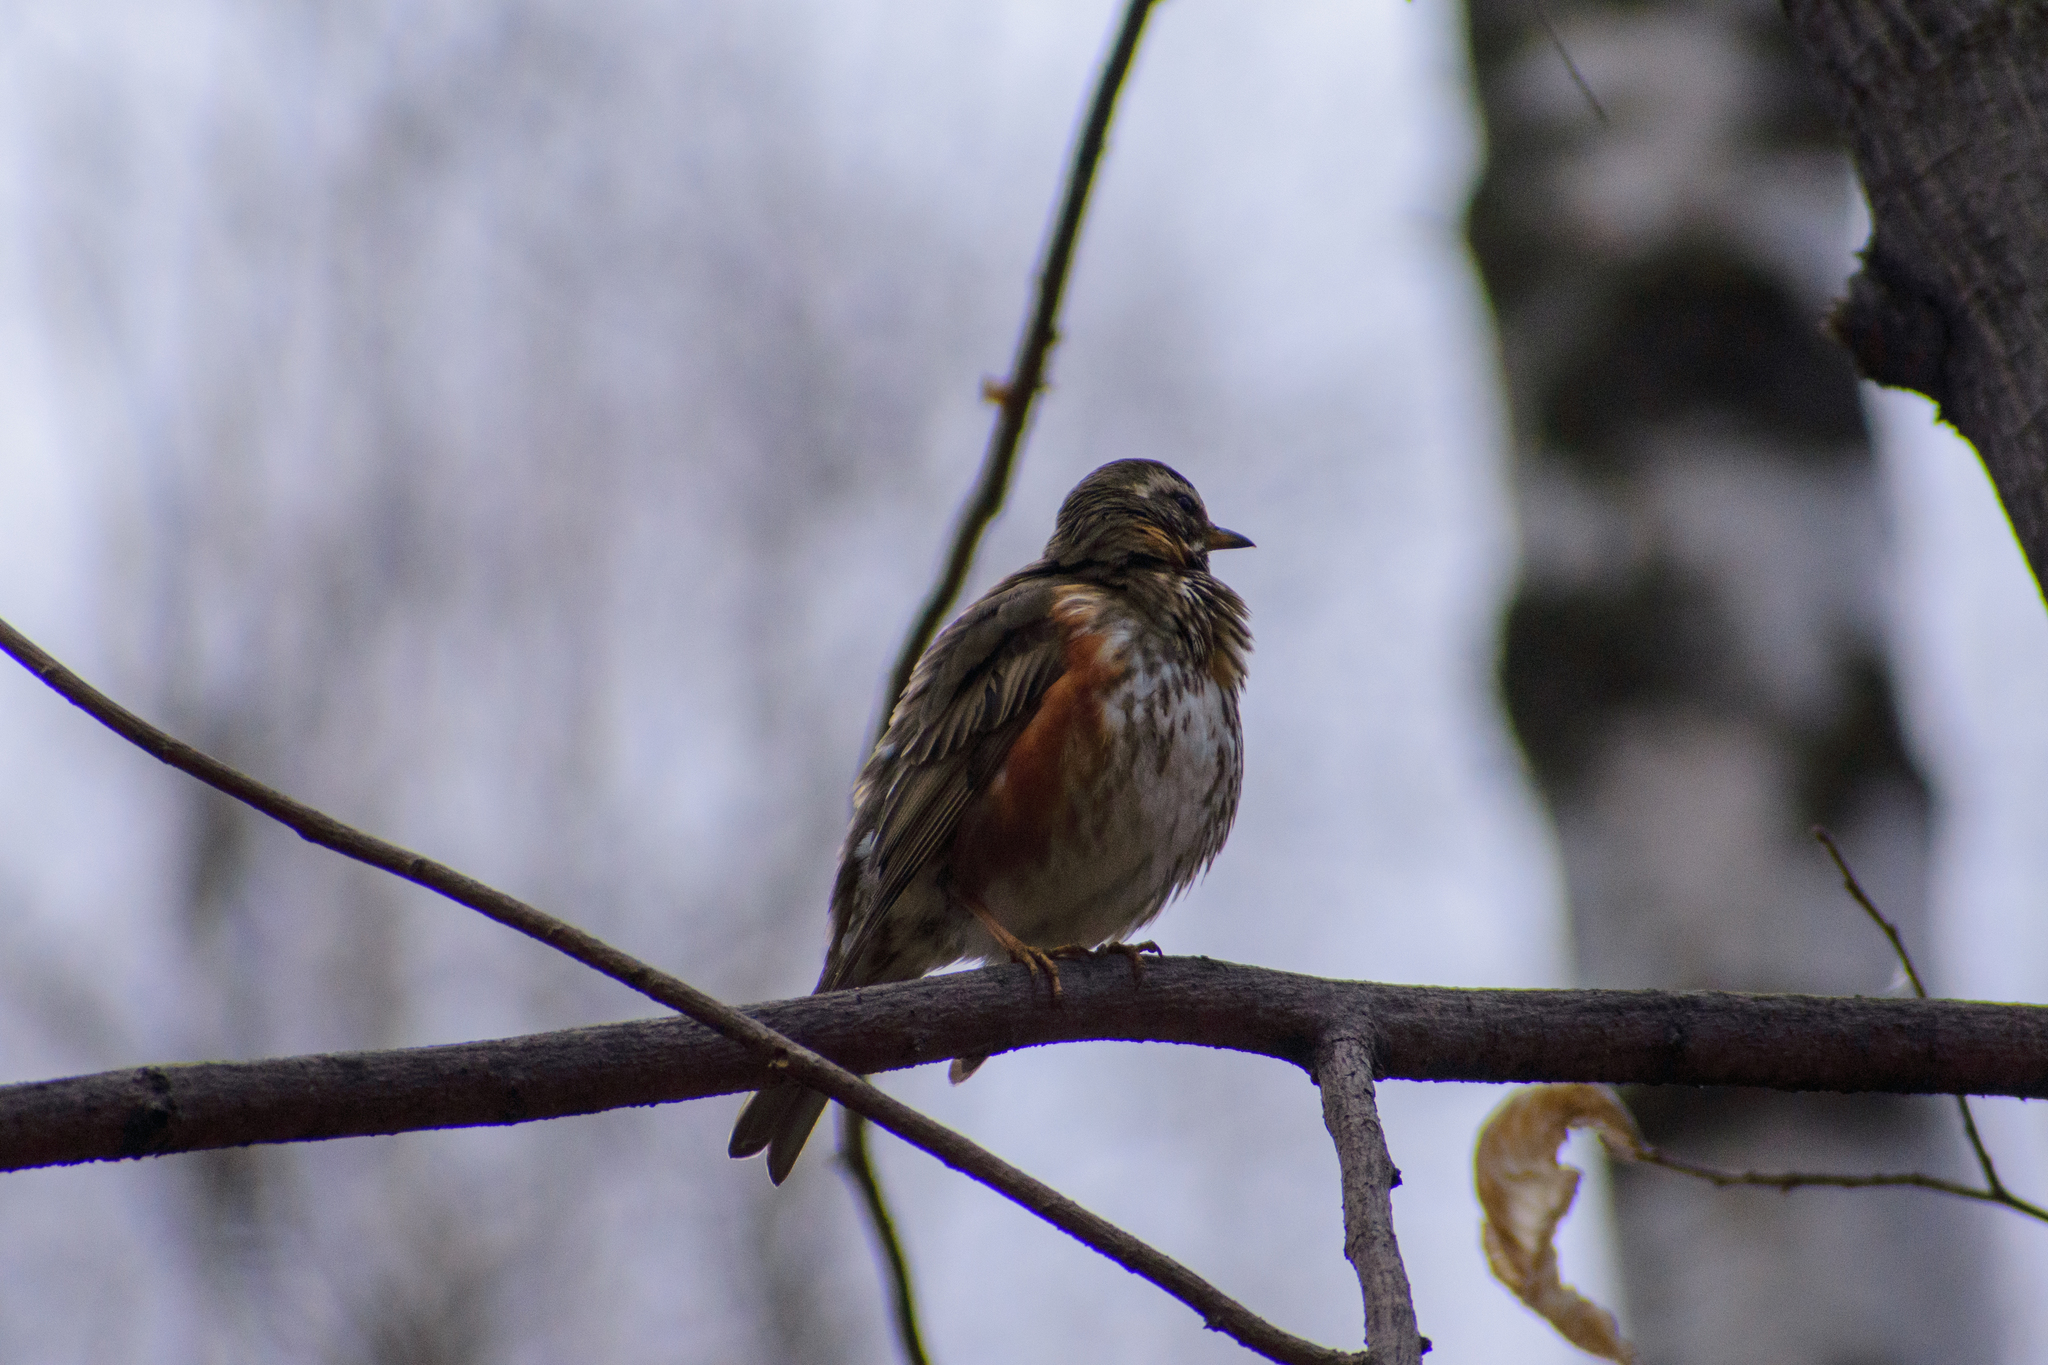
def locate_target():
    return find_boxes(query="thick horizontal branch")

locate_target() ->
[4,956,2045,1174]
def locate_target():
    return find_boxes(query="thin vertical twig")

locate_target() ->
[840,1105,931,1365]
[877,0,1162,718]
[841,2,1167,1357]
[1317,1031,1426,1365]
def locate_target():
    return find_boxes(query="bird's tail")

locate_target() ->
[729,1082,831,1185]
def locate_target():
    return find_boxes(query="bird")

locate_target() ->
[728,458,1253,1183]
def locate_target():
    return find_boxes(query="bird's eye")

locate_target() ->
[1171,491,1201,521]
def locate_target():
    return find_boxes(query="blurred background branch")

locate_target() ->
[838,1107,931,1365]
[842,1,1163,1357]
[876,0,1160,721]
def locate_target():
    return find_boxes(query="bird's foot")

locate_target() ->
[960,893,1064,1002]
[1049,939,1162,986]
[1103,939,1162,985]
[1012,943,1065,1001]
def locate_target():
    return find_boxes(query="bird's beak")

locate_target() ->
[1204,525,1254,551]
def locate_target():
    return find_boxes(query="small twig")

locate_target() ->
[847,1,1165,1352]
[839,1107,931,1365]
[0,614,1357,1365]
[1530,0,1609,127]
[1632,829,2048,1225]
[878,0,1161,719]
[1634,1148,2048,1223]
[1812,828,1925,996]
[1953,1084,2011,1199]
[1317,1033,1426,1364]
[1813,826,2025,1203]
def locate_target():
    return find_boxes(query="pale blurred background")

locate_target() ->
[0,2,2042,1362]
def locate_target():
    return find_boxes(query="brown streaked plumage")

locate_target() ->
[729,458,1252,1183]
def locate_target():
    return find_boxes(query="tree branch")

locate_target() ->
[839,1105,931,1365]
[879,0,1161,715]
[1606,832,2048,1227]
[1317,1032,1425,1364]
[1634,1148,2048,1223]
[0,613,1357,1365]
[1619,830,2048,1227]
[9,960,2048,1175]
[1814,826,2017,1194]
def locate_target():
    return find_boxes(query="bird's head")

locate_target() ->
[1043,459,1252,574]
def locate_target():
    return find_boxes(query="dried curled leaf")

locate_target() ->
[1475,1084,1644,1363]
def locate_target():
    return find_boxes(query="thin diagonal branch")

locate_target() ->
[0,614,1358,1365]
[878,0,1160,718]
[1953,1074,2010,1200]
[1813,828,1926,997]
[849,3,1166,1352]
[1813,826,2040,1217]
[1528,0,1608,126]
[1632,831,2048,1226]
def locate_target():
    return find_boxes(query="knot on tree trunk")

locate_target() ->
[1828,241,1953,413]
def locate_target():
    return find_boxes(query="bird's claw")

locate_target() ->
[1008,943,1065,1001]
[1106,939,1161,985]
[1048,939,1162,986]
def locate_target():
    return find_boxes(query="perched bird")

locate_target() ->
[728,458,1252,1183]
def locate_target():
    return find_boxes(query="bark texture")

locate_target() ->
[7,957,2048,1173]
[1464,0,1996,1357]
[1786,0,2048,593]
[1317,1033,1423,1365]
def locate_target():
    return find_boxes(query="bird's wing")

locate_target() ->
[822,570,1072,987]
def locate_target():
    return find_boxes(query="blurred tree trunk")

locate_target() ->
[1465,0,1996,1360]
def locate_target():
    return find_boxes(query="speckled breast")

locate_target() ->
[950,592,1244,956]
